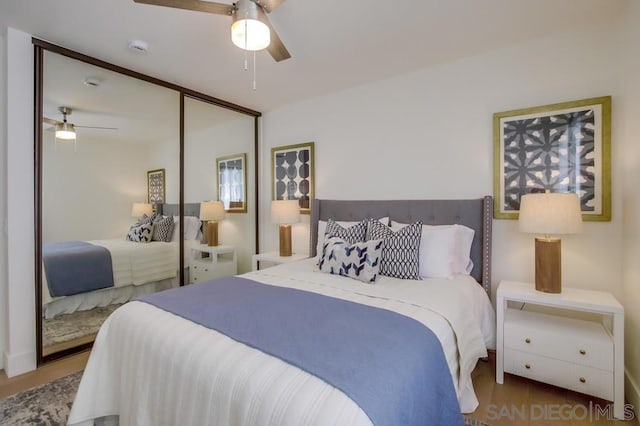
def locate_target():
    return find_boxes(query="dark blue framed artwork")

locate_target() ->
[493,96,611,221]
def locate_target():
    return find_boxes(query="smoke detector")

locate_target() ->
[128,39,148,53]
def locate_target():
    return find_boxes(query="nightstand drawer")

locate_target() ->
[505,349,613,400]
[190,260,236,283]
[504,309,613,370]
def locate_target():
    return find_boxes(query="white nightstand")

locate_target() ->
[251,251,307,271]
[496,280,624,419]
[189,244,237,284]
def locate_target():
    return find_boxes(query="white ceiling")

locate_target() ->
[0,0,630,113]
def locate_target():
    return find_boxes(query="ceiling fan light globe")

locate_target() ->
[231,18,270,51]
[55,122,77,140]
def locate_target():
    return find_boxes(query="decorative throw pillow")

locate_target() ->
[367,219,422,280]
[318,236,383,284]
[317,219,369,266]
[126,222,154,243]
[138,214,153,225]
[152,215,175,242]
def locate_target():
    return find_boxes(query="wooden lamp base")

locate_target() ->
[207,220,219,247]
[279,224,292,257]
[535,237,561,293]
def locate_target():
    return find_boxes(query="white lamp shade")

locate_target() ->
[271,200,300,225]
[200,201,226,221]
[131,202,153,217]
[55,122,76,140]
[519,192,583,235]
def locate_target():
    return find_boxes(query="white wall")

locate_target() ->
[620,0,640,411]
[42,134,152,242]
[260,18,639,403]
[0,32,7,370]
[3,28,36,376]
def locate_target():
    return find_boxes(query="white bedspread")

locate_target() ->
[43,240,178,306]
[69,259,495,426]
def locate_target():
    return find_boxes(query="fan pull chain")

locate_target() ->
[253,50,257,90]
[244,15,249,71]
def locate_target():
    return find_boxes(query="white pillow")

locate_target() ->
[316,217,389,258]
[171,215,202,241]
[391,221,475,278]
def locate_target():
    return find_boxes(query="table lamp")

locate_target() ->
[131,202,153,219]
[271,200,300,256]
[200,201,226,246]
[518,191,583,293]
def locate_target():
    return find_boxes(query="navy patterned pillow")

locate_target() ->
[318,236,383,283]
[367,219,422,280]
[317,219,369,266]
[152,215,174,242]
[126,222,154,243]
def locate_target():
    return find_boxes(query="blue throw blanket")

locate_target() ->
[139,277,462,426]
[43,241,114,297]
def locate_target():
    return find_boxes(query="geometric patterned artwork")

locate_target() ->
[271,142,314,214]
[493,96,611,221]
[147,168,165,205]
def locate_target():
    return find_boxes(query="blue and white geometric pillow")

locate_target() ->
[318,236,383,284]
[325,218,368,243]
[152,215,175,242]
[367,219,422,280]
[126,222,154,243]
[317,219,369,266]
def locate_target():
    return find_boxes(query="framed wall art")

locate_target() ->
[147,168,166,205]
[217,153,247,213]
[271,142,315,214]
[493,96,611,221]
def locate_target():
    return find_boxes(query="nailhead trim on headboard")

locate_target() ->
[482,196,492,295]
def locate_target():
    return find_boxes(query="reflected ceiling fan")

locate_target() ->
[133,0,291,62]
[43,106,117,141]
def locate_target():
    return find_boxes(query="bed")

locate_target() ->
[68,197,495,426]
[42,203,202,319]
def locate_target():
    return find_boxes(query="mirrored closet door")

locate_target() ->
[183,96,257,283]
[35,40,261,365]
[38,49,180,360]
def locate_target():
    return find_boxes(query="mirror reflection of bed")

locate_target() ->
[40,50,180,357]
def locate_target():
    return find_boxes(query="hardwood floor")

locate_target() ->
[0,350,89,398]
[0,349,637,425]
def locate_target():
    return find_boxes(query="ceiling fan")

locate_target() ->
[133,0,291,62]
[43,106,117,141]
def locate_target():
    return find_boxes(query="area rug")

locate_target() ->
[0,370,490,425]
[43,304,121,348]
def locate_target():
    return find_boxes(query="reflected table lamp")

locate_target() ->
[518,191,583,293]
[271,200,300,257]
[131,202,153,219]
[200,201,226,246]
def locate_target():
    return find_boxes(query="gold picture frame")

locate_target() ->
[147,168,166,205]
[493,96,611,221]
[216,153,247,213]
[271,142,315,214]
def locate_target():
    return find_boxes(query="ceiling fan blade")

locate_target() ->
[75,125,118,130]
[255,0,286,13]
[262,14,291,62]
[43,117,61,126]
[133,0,234,15]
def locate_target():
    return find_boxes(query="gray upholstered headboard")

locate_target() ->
[157,203,201,218]
[310,196,492,295]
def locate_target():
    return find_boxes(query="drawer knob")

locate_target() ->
[579,377,586,383]
[579,349,586,355]
[525,338,531,344]
[525,364,531,369]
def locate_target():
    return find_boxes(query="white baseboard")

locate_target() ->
[625,368,640,417]
[3,349,36,378]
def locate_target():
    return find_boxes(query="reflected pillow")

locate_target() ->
[126,222,154,243]
[318,236,383,284]
[152,215,175,242]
